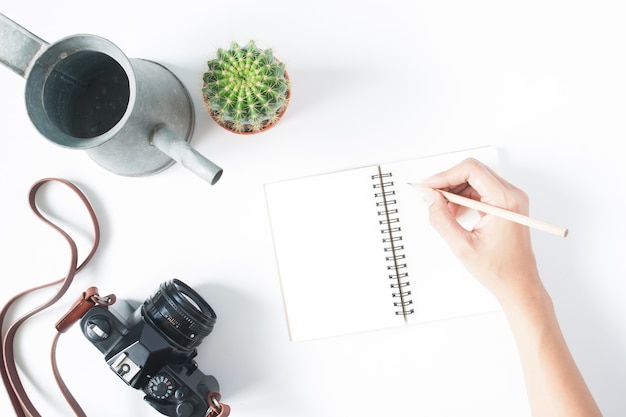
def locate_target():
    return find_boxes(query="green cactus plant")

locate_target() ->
[202,41,290,134]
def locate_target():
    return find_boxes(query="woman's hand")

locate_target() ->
[421,158,542,306]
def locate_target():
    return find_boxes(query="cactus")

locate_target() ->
[202,41,290,134]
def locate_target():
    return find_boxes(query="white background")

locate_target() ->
[1,1,624,416]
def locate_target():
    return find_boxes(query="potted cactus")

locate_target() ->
[201,41,290,134]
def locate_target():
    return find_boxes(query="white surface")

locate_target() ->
[0,1,624,416]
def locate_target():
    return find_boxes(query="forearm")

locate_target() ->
[500,282,602,417]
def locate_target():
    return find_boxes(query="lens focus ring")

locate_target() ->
[142,279,216,349]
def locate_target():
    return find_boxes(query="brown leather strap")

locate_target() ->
[51,332,86,417]
[55,287,115,333]
[51,288,115,417]
[207,391,231,417]
[1,178,101,417]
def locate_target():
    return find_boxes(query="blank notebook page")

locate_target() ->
[265,147,500,342]
[265,165,405,341]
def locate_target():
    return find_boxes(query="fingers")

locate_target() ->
[421,158,523,211]
[421,158,494,194]
[420,158,540,299]
[424,188,471,255]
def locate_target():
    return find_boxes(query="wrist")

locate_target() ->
[496,276,554,321]
[494,270,551,315]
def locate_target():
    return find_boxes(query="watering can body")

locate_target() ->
[0,13,222,184]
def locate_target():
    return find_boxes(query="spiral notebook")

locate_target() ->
[264,147,500,342]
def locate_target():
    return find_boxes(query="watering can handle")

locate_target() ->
[0,13,48,78]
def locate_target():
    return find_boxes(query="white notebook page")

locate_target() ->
[265,166,406,341]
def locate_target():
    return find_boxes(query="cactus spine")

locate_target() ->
[202,41,290,133]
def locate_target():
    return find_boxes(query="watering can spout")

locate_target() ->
[151,125,223,185]
[0,13,48,78]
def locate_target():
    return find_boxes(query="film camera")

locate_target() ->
[81,279,221,417]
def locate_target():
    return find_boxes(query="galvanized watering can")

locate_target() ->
[0,13,222,184]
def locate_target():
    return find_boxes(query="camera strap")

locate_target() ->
[0,178,231,417]
[1,178,102,417]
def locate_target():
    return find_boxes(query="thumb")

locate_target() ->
[425,189,469,252]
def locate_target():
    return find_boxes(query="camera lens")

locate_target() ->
[142,279,217,349]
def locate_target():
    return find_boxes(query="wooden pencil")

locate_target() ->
[409,184,569,238]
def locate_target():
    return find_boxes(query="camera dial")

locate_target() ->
[147,374,175,400]
[84,316,110,341]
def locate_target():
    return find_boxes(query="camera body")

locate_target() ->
[81,280,220,417]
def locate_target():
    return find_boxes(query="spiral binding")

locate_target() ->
[372,170,415,317]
